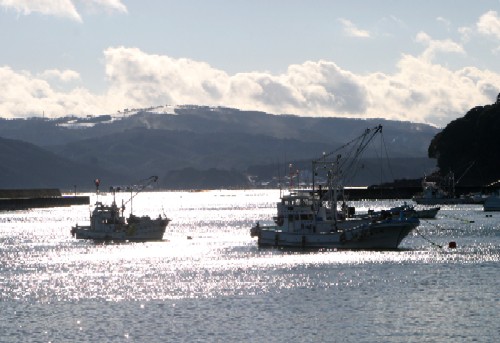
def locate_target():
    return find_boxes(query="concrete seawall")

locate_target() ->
[0,189,90,211]
[342,187,421,200]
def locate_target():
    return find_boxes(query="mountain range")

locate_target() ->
[0,106,439,190]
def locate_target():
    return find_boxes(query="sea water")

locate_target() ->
[0,190,499,342]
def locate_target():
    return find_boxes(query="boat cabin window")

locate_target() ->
[284,197,311,207]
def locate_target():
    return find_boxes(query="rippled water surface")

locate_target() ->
[1,190,499,342]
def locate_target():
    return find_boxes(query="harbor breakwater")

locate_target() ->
[0,189,89,210]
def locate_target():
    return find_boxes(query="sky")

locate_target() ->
[1,1,500,127]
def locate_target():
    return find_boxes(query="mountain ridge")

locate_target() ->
[0,106,439,190]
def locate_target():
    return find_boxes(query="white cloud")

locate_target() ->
[338,18,370,38]
[102,47,369,117]
[458,26,473,43]
[0,0,82,21]
[104,47,230,108]
[460,10,500,43]
[0,0,127,21]
[0,66,106,117]
[477,10,500,39]
[436,16,451,31]
[361,55,500,125]
[1,45,499,127]
[78,0,127,14]
[40,69,81,82]
[416,31,464,62]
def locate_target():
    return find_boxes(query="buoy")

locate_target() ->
[187,236,192,240]
[448,241,457,249]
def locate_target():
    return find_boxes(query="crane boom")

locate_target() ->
[119,175,159,215]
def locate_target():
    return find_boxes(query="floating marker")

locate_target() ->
[448,241,457,249]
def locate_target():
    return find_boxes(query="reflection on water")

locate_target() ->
[1,190,499,341]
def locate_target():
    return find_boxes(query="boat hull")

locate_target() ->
[414,196,483,205]
[72,228,166,241]
[483,196,500,211]
[71,219,169,241]
[363,206,440,220]
[415,207,440,219]
[256,220,417,250]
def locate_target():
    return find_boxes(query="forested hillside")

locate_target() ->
[429,94,500,186]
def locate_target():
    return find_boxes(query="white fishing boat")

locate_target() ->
[252,192,418,249]
[413,168,483,205]
[250,126,420,250]
[71,176,170,241]
[412,183,467,205]
[384,202,440,219]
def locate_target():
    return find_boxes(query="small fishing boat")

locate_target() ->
[413,206,440,219]
[71,176,170,241]
[385,202,440,219]
[483,193,500,211]
[250,126,420,250]
[413,169,483,205]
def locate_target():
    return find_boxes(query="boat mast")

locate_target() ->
[130,186,133,215]
[311,125,383,219]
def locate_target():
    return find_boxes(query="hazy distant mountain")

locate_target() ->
[1,107,438,157]
[0,136,125,190]
[47,127,336,180]
[0,106,440,189]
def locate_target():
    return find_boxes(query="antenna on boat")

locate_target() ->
[277,159,283,199]
[94,178,100,203]
[130,184,133,215]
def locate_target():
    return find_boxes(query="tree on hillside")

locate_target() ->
[428,93,500,186]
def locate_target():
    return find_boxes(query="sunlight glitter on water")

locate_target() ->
[1,190,500,303]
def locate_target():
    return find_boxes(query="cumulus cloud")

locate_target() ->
[416,31,465,62]
[0,0,82,21]
[338,18,370,38]
[362,55,500,124]
[102,47,369,117]
[361,32,497,124]
[0,66,106,117]
[1,41,500,127]
[0,0,127,21]
[460,10,500,43]
[39,69,81,82]
[477,10,500,39]
[104,47,230,109]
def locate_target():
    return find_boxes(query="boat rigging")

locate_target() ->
[251,125,420,250]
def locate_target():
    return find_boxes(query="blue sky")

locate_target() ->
[1,0,500,126]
